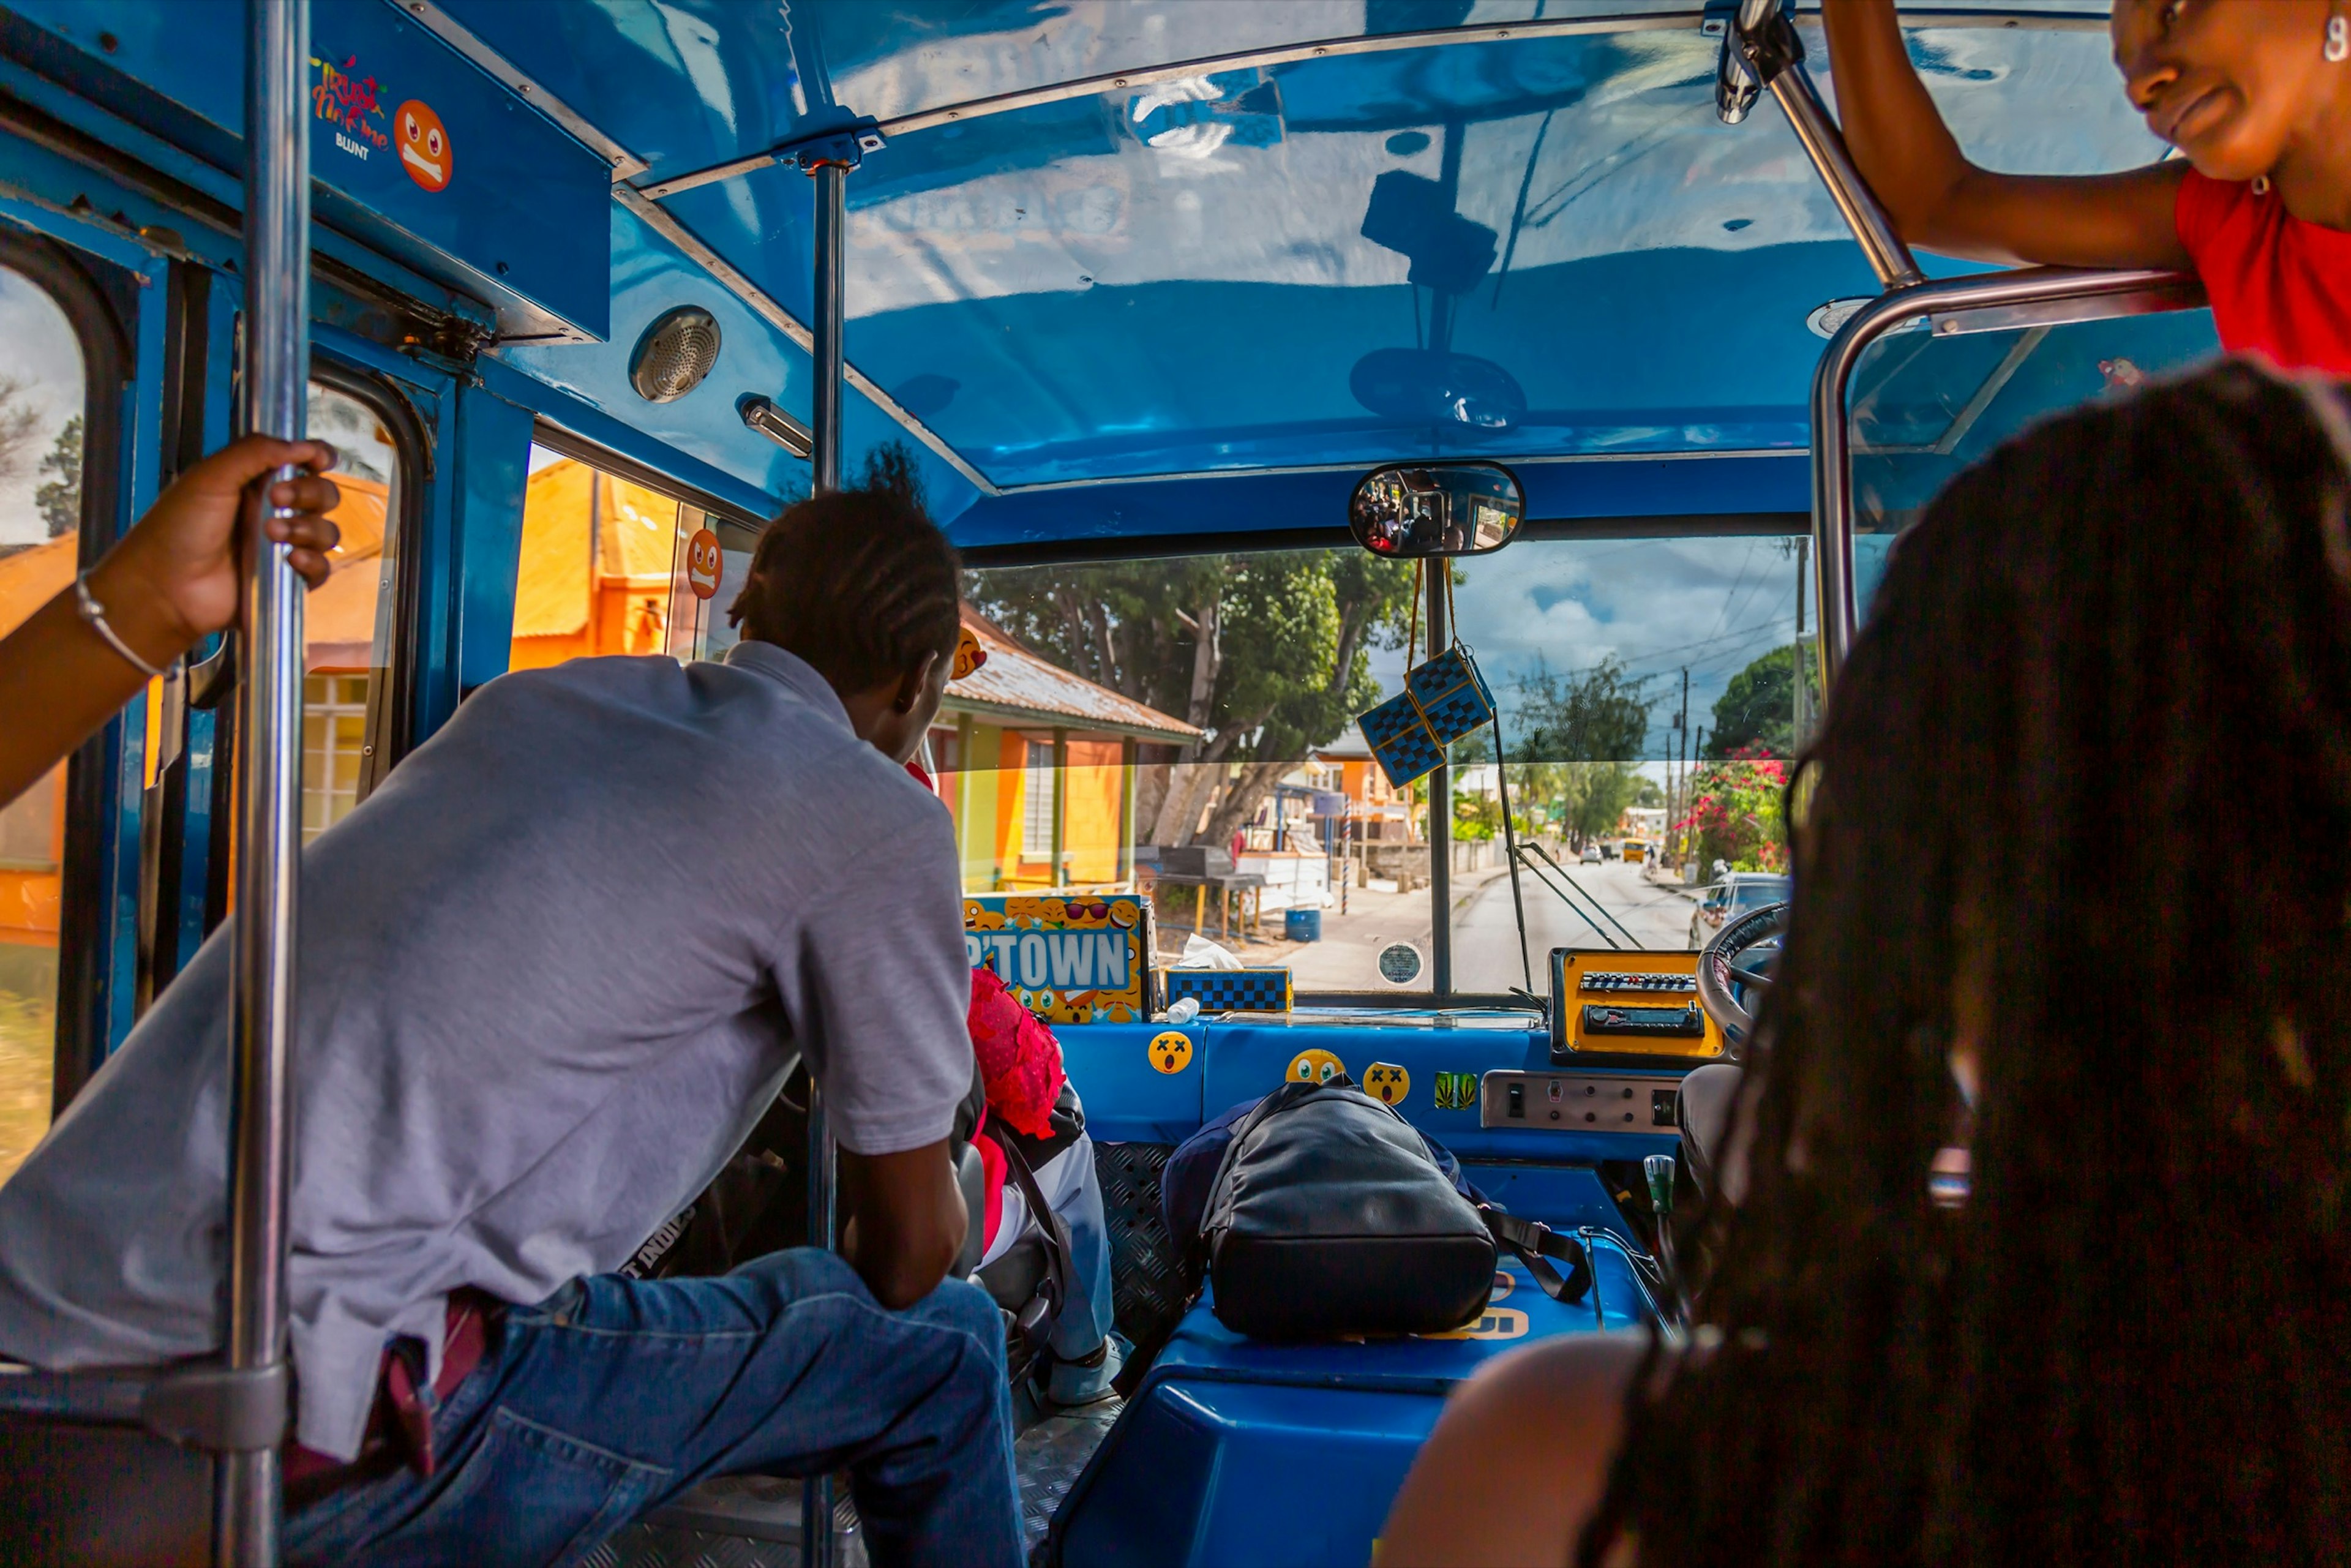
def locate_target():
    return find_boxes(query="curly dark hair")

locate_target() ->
[1582,361,2351,1567]
[728,469,961,694]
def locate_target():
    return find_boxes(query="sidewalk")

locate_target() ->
[1152,863,1513,992]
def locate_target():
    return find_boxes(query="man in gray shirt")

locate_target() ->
[0,487,1017,1567]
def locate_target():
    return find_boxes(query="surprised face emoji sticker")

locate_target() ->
[1362,1062,1411,1106]
[685,528,723,601]
[1149,1031,1192,1075]
[397,100,451,191]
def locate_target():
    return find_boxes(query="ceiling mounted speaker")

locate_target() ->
[629,306,722,403]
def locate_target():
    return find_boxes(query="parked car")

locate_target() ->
[1580,842,1602,865]
[1690,871,1791,948]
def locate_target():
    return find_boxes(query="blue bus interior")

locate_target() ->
[0,3,2222,1566]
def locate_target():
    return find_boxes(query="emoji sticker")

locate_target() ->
[1286,1048,1346,1086]
[952,624,988,680]
[1150,1031,1193,1075]
[1362,1062,1411,1106]
[1420,1307,1529,1341]
[685,528,723,600]
[1431,1071,1479,1111]
[396,99,451,191]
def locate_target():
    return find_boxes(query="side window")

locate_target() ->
[303,381,406,842]
[0,264,88,1180]
[664,503,756,664]
[512,443,690,670]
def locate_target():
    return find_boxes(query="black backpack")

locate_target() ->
[1194,1078,1496,1340]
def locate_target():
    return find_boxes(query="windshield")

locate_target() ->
[951,529,1812,999]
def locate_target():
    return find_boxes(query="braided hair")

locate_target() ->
[728,476,962,694]
[1582,362,2351,1568]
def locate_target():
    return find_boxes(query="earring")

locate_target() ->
[2253,173,2273,195]
[2329,13,2349,63]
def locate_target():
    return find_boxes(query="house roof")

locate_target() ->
[0,536,72,638]
[304,474,390,672]
[2,475,393,673]
[943,610,1201,743]
[512,457,680,641]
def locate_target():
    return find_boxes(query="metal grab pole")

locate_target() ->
[801,151,846,1568]
[1718,0,1921,292]
[220,1,309,1561]
[1424,566,1451,997]
[811,162,846,497]
[1808,266,2200,684]
[1766,63,1922,292]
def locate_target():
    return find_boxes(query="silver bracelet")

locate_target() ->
[72,571,167,679]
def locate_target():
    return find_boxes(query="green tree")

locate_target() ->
[1705,642,1820,759]
[0,377,46,492]
[1469,659,1660,849]
[969,549,1418,846]
[34,416,80,539]
[1508,655,1655,763]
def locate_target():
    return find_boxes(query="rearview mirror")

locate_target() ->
[1348,462,1524,558]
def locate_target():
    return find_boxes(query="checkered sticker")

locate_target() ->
[1162,967,1294,1013]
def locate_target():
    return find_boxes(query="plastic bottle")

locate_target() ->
[1164,996,1201,1026]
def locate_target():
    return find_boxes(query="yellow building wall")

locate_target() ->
[1063,738,1124,885]
[952,758,1003,891]
[940,722,1136,893]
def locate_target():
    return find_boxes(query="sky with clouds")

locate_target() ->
[0,270,87,548]
[1363,533,1809,760]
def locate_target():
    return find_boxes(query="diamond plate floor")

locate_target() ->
[1016,1397,1125,1561]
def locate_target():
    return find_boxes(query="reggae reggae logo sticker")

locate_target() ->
[1149,1031,1192,1075]
[1362,1062,1411,1105]
[1287,1048,1345,1086]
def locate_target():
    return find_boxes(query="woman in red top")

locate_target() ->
[1823,0,2351,372]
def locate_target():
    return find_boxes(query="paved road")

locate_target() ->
[1452,857,1697,994]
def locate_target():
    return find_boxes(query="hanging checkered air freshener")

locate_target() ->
[1357,643,1496,789]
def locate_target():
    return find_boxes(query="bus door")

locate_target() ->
[0,200,465,1187]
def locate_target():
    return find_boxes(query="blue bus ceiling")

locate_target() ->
[0,0,2216,545]
[426,0,2184,535]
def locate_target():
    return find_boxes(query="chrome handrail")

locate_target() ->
[220,1,309,1561]
[1809,266,2205,681]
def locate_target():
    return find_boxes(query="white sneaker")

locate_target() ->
[1044,1334,1128,1407]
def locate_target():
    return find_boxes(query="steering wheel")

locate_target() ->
[1695,901,1788,1051]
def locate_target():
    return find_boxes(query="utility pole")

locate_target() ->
[1675,667,1690,873]
[1793,533,1812,751]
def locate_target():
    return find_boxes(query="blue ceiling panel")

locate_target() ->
[423,1,2202,538]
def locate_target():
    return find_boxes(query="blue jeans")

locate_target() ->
[285,1250,1021,1568]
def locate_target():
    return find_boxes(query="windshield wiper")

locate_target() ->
[1514,842,1646,951]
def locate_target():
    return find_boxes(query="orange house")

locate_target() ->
[507,458,680,669]
[929,611,1200,893]
[0,537,75,961]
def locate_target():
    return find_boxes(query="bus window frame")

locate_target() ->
[527,419,769,669]
[307,357,432,803]
[528,419,770,536]
[0,227,136,1113]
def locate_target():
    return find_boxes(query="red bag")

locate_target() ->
[967,966,1066,1140]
